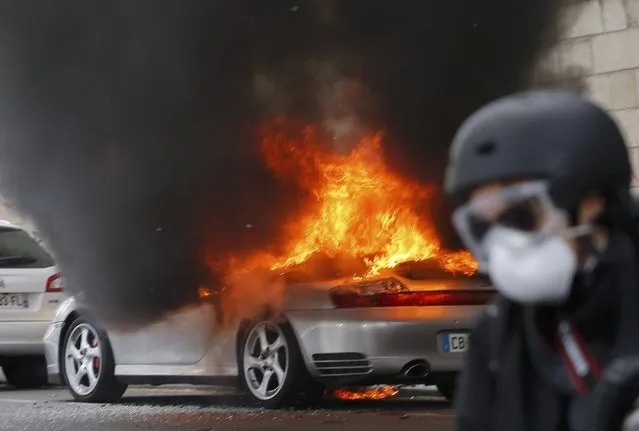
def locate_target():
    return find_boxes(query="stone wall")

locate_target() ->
[551,0,639,186]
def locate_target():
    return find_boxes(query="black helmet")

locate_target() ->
[444,90,631,211]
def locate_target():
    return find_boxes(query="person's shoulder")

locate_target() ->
[469,294,519,364]
[473,293,516,332]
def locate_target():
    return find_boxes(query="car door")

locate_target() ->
[107,301,217,366]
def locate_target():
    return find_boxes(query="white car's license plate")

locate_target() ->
[442,333,470,353]
[0,293,28,309]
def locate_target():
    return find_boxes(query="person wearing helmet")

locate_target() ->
[445,90,639,431]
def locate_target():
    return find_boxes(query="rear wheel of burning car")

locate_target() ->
[238,318,324,409]
[60,316,127,403]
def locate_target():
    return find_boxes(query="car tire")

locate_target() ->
[60,316,127,402]
[2,356,48,389]
[238,317,324,409]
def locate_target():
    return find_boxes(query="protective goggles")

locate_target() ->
[452,180,579,267]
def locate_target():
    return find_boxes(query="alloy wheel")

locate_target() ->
[242,322,289,400]
[64,323,102,396]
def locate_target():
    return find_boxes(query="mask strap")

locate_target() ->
[565,210,598,269]
[566,225,593,239]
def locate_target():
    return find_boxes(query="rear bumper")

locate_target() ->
[286,305,483,383]
[0,321,50,356]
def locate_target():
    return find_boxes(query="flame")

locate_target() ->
[246,117,477,278]
[205,117,478,327]
[198,286,216,299]
[330,385,400,401]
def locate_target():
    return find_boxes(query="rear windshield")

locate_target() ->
[0,227,55,268]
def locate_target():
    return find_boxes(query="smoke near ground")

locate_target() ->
[0,0,582,327]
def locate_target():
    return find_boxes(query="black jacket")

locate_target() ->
[454,230,639,431]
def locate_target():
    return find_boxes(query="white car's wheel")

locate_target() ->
[1,356,48,389]
[239,318,323,409]
[61,316,127,402]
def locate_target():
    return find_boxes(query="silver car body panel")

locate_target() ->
[44,275,490,383]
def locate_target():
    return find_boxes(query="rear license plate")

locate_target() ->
[0,293,28,309]
[442,333,470,353]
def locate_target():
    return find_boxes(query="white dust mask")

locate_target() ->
[486,226,578,305]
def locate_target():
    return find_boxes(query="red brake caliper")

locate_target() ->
[91,340,100,370]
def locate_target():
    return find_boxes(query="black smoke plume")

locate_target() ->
[0,0,580,327]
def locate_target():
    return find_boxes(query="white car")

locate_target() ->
[0,220,64,388]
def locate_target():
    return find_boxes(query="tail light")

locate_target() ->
[330,290,494,308]
[329,278,494,308]
[46,273,63,293]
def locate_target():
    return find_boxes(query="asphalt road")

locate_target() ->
[0,384,454,431]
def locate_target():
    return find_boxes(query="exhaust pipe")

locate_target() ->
[403,361,430,379]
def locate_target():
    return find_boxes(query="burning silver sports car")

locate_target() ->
[43,263,493,408]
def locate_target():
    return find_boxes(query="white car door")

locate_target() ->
[107,301,218,366]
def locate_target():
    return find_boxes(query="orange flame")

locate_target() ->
[243,117,477,278]
[331,385,400,401]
